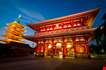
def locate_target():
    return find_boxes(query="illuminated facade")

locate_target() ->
[5,21,25,43]
[27,8,99,58]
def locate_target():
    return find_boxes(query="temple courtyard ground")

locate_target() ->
[0,55,106,70]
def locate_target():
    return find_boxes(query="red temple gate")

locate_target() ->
[26,8,99,58]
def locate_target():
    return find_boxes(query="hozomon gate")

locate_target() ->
[26,8,99,58]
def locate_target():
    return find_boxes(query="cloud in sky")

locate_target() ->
[18,8,45,21]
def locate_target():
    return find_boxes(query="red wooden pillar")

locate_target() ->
[63,46,67,58]
[63,37,67,58]
[73,37,77,58]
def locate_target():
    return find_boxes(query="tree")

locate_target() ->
[94,13,106,54]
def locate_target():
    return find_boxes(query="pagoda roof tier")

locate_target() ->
[28,8,99,30]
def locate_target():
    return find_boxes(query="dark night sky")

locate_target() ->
[0,0,106,45]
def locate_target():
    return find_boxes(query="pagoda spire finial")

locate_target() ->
[16,14,22,23]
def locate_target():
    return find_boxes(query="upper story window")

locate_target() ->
[75,37,85,42]
[80,37,85,41]
[63,24,68,28]
[40,25,53,32]
[75,38,79,41]
[47,28,50,31]
[77,23,81,26]
[54,24,63,30]
[54,24,59,29]
[73,22,82,27]
[73,24,77,27]
[67,24,72,27]
[40,28,45,32]
[49,27,53,30]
